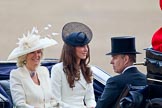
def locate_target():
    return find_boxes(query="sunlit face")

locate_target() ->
[110,54,126,74]
[75,45,88,63]
[26,49,43,69]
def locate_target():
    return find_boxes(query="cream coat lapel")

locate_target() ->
[21,66,31,78]
[77,71,87,89]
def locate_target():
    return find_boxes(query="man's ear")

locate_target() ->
[123,55,129,64]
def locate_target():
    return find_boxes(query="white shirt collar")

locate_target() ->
[122,65,136,74]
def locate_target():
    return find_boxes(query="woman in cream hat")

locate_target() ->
[8,27,59,108]
[51,22,96,108]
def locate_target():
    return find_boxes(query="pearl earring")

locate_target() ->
[23,60,26,64]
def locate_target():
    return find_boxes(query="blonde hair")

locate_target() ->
[17,54,27,67]
[16,49,44,67]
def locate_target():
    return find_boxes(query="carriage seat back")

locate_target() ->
[145,48,162,85]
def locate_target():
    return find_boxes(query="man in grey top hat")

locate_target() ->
[96,36,147,108]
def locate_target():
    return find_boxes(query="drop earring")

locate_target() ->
[23,60,26,64]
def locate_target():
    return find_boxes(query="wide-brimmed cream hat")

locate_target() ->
[7,27,58,60]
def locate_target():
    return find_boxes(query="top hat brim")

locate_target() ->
[106,51,141,55]
[106,36,141,55]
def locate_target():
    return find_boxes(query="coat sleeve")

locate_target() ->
[84,81,96,108]
[51,64,69,107]
[10,69,34,108]
[51,65,62,101]
[96,77,122,108]
[42,67,59,108]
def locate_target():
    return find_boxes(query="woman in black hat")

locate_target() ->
[96,36,147,108]
[51,22,96,108]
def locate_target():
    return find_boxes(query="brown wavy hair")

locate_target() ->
[60,43,92,88]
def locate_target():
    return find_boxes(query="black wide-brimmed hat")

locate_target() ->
[62,22,92,46]
[106,36,141,55]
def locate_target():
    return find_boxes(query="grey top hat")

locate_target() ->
[62,22,92,46]
[106,36,141,55]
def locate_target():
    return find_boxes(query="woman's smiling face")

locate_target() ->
[75,45,88,63]
[26,49,43,68]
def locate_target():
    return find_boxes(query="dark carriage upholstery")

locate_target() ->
[145,48,162,99]
[0,59,106,104]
